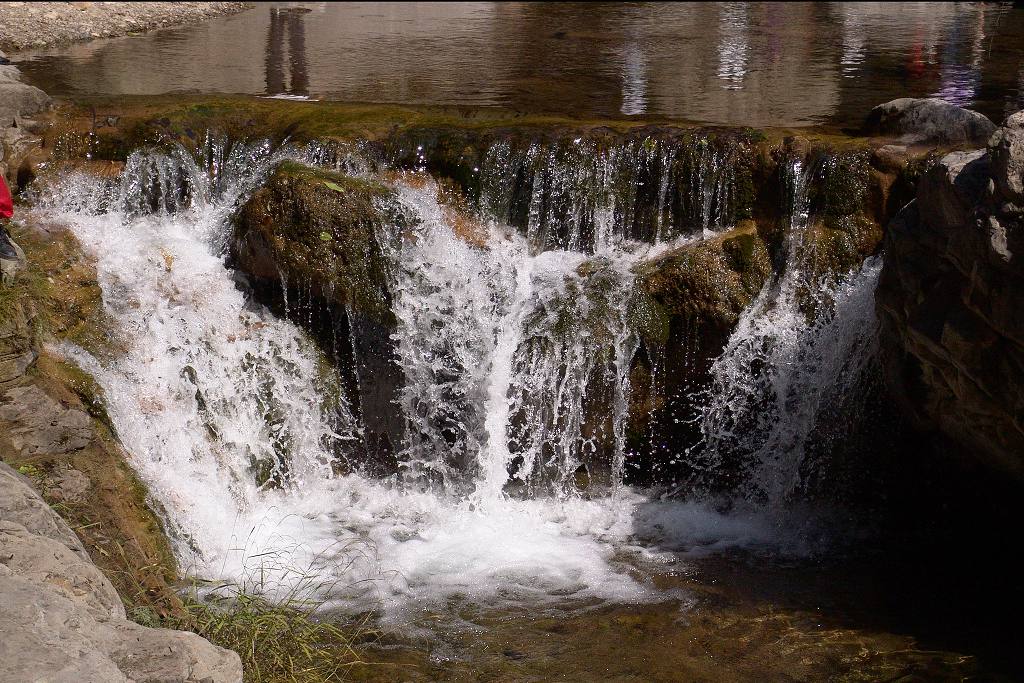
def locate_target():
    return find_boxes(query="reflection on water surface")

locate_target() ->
[13,2,1024,127]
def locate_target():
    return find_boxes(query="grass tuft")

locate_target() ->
[169,591,376,683]
[162,542,384,683]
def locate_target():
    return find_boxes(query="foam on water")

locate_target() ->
[30,142,874,620]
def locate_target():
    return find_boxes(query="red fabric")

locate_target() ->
[0,176,13,220]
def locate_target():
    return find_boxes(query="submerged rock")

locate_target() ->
[877,112,1024,478]
[862,98,996,146]
[0,462,243,682]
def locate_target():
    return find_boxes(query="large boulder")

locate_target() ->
[863,98,996,146]
[0,63,49,126]
[233,161,402,324]
[232,161,409,471]
[0,462,243,682]
[876,112,1024,478]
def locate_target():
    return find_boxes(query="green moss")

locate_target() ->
[16,463,44,479]
[638,224,771,328]
[34,354,117,435]
[812,147,871,223]
[234,161,407,325]
[628,289,671,348]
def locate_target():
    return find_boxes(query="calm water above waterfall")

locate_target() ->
[13,1,1024,127]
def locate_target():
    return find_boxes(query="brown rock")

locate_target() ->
[876,113,1024,479]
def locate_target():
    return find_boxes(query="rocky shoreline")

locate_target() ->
[0,7,250,682]
[0,2,250,53]
[1,463,242,682]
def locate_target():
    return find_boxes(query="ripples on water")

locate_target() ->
[14,1,1024,127]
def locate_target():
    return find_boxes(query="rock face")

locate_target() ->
[0,462,243,682]
[233,161,408,471]
[0,62,49,127]
[862,98,996,146]
[877,112,1024,478]
[0,56,49,186]
[0,300,34,385]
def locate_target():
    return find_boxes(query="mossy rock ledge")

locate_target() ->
[232,161,410,470]
[233,161,403,323]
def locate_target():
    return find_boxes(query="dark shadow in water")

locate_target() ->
[631,416,1024,679]
[265,7,309,97]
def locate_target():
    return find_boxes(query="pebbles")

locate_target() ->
[0,2,250,53]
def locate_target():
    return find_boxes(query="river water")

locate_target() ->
[13,1,1024,127]
[14,3,1024,680]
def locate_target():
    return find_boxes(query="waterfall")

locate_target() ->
[688,158,883,507]
[38,139,363,566]
[30,133,877,617]
[389,178,644,500]
[411,129,746,252]
[33,141,672,615]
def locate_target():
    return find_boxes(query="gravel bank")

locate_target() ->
[0,2,250,53]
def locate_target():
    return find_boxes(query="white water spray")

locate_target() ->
[30,137,877,620]
[691,159,884,506]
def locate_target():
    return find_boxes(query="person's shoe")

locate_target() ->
[0,227,19,260]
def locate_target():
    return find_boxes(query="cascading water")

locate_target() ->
[32,140,668,616]
[391,180,644,499]
[417,129,747,252]
[688,158,884,508]
[29,131,879,621]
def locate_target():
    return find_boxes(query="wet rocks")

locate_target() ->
[639,223,771,335]
[862,98,996,146]
[233,161,409,469]
[876,111,1024,478]
[625,224,773,479]
[0,462,243,682]
[234,161,402,324]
